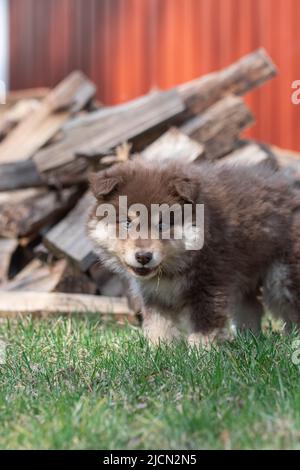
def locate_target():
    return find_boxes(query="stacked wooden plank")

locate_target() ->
[0,48,297,318]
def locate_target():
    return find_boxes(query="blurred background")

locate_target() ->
[1,0,300,150]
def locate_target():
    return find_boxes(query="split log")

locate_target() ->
[44,157,90,187]
[33,90,184,172]
[0,186,82,238]
[141,127,204,163]
[55,262,97,295]
[180,95,254,160]
[62,98,147,130]
[0,258,97,294]
[0,259,67,292]
[0,292,133,317]
[6,88,50,104]
[32,50,275,173]
[178,48,276,116]
[44,192,97,271]
[33,243,51,263]
[0,238,18,283]
[0,71,96,163]
[0,160,44,191]
[216,142,277,170]
[0,99,40,140]
[2,154,91,190]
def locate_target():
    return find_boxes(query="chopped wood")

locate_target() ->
[141,127,204,163]
[0,186,82,238]
[90,142,132,167]
[33,243,51,263]
[63,100,139,130]
[54,262,97,295]
[63,91,178,130]
[33,90,184,172]
[44,157,90,187]
[0,51,287,315]
[217,142,277,170]
[272,145,300,161]
[76,90,184,159]
[0,111,70,164]
[0,72,96,163]
[44,192,97,271]
[6,88,50,104]
[180,95,254,160]
[0,258,97,294]
[0,259,67,292]
[0,292,133,317]
[0,160,43,191]
[99,155,122,166]
[0,99,40,140]
[0,238,18,283]
[178,48,276,116]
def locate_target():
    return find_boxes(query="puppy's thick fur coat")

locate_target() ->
[88,160,300,345]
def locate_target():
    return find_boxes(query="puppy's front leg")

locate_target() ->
[187,292,232,349]
[142,309,181,345]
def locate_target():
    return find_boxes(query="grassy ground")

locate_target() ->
[0,316,299,449]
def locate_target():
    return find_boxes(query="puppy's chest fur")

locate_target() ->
[131,274,188,314]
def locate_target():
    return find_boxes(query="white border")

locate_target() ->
[0,0,9,90]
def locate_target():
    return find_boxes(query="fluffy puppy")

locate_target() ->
[88,159,300,345]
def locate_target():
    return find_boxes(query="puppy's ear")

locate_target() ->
[89,172,120,199]
[172,177,199,203]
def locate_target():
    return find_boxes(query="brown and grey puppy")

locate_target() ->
[88,159,300,345]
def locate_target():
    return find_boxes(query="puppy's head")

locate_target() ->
[88,160,201,279]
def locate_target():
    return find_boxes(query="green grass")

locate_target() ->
[0,316,300,449]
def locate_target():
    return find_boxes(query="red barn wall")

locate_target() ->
[9,0,300,151]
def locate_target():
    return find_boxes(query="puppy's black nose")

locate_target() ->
[135,251,153,266]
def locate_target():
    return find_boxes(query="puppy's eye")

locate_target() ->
[121,220,132,230]
[158,222,169,232]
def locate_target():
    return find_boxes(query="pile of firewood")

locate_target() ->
[0,49,299,320]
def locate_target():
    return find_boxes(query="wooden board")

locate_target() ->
[34,90,184,172]
[44,192,97,271]
[141,127,204,163]
[0,292,133,317]
[0,186,82,238]
[0,72,96,163]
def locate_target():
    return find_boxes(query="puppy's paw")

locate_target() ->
[188,332,215,351]
[188,323,236,350]
[143,312,181,346]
